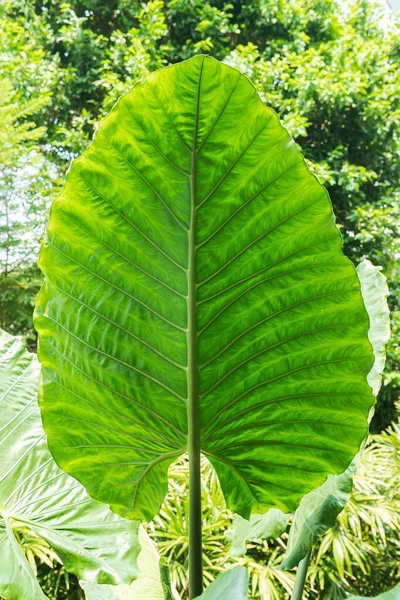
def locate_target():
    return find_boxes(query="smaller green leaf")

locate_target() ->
[347,583,400,599]
[281,464,354,570]
[81,526,179,600]
[356,260,390,396]
[194,568,248,600]
[226,509,290,556]
[0,329,140,600]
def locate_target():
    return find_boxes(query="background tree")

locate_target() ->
[0,5,60,344]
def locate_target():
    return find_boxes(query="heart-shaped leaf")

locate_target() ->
[0,330,140,600]
[35,55,374,520]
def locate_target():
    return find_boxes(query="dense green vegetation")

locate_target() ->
[0,1,399,598]
[1,0,399,430]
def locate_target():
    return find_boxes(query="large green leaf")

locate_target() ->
[35,55,374,520]
[0,330,140,600]
[347,584,400,600]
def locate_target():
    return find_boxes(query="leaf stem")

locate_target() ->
[290,550,311,600]
[187,57,204,599]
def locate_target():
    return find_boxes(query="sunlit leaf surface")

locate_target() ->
[36,55,374,521]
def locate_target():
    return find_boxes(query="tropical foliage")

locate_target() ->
[0,0,399,599]
[150,421,400,599]
[1,0,399,430]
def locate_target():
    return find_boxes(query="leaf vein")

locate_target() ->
[204,356,371,433]
[198,193,325,290]
[200,289,350,366]
[43,342,187,440]
[199,243,335,305]
[201,323,351,395]
[149,83,192,153]
[42,314,187,402]
[197,160,301,248]
[101,130,189,231]
[202,393,358,441]
[77,171,187,272]
[49,282,186,371]
[47,240,186,333]
[46,374,181,448]
[123,100,190,176]
[62,211,187,299]
[196,72,241,152]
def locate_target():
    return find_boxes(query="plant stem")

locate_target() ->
[290,550,311,600]
[188,410,202,598]
[187,58,204,599]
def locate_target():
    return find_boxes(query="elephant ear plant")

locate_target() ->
[35,55,378,598]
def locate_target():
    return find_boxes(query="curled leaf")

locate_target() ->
[226,509,290,556]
